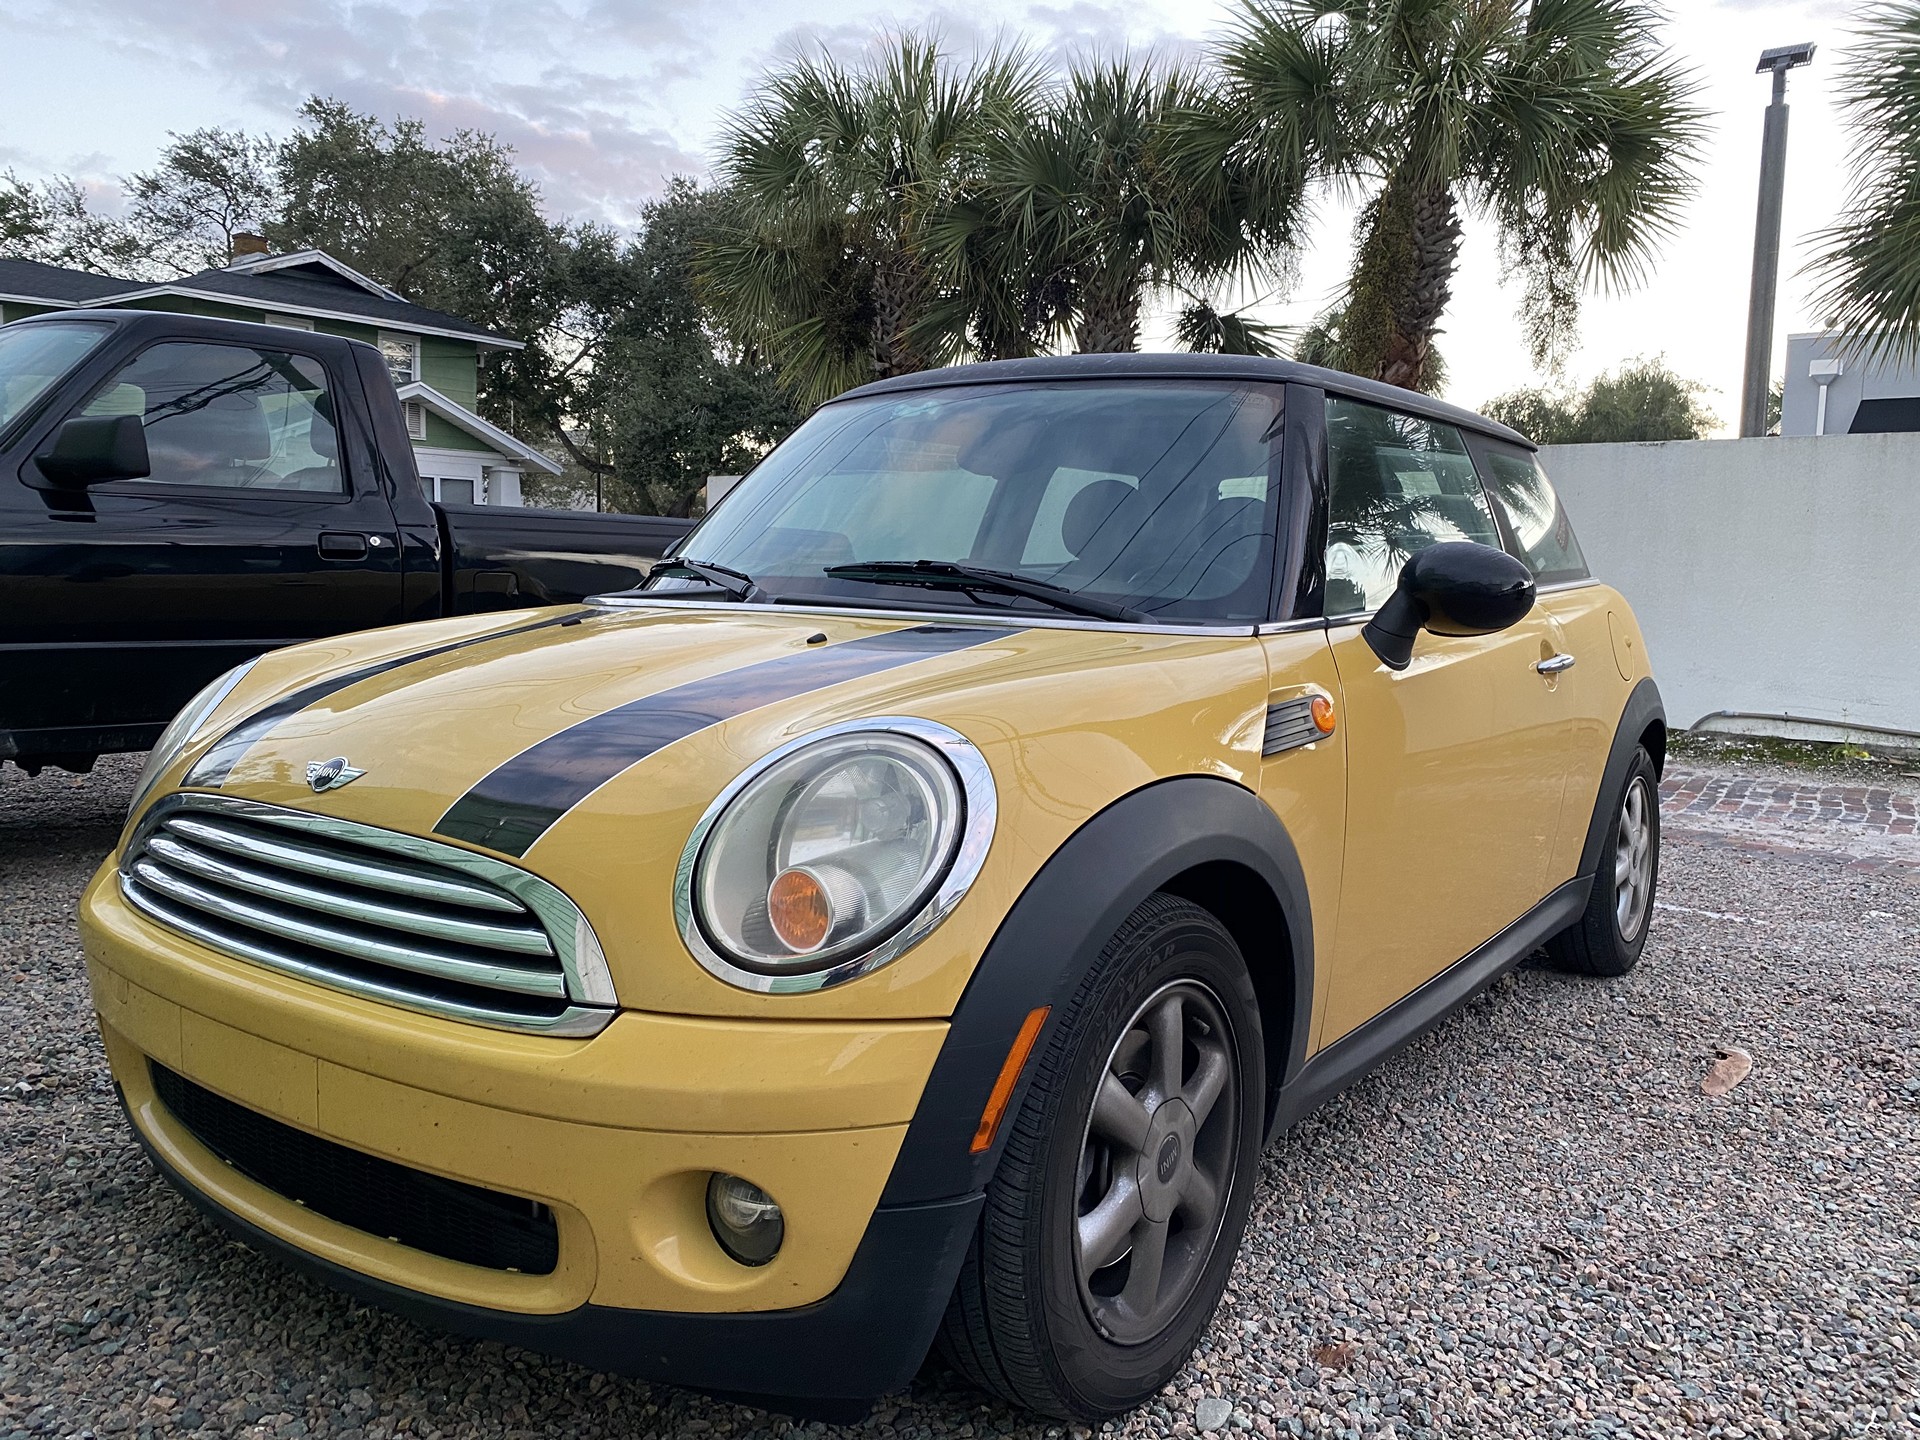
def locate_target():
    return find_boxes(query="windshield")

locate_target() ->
[0,321,112,438]
[658,380,1286,624]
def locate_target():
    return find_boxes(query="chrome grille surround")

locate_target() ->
[120,794,616,1036]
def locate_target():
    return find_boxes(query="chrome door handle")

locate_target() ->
[1536,653,1577,675]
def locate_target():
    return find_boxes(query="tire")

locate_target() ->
[936,893,1265,1420]
[1546,745,1660,977]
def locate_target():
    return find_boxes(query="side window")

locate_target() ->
[1474,442,1589,584]
[1323,398,1500,616]
[79,341,343,494]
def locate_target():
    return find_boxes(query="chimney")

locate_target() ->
[229,232,272,264]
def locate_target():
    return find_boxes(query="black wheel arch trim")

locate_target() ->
[1576,676,1665,883]
[881,774,1313,1207]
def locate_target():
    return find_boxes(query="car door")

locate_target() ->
[1467,434,1620,890]
[1318,397,1575,1044]
[7,335,404,745]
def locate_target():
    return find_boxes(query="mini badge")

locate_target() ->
[305,756,366,793]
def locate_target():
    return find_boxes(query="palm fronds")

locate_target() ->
[1808,3,1920,364]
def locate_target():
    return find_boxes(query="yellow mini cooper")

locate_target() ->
[81,356,1664,1422]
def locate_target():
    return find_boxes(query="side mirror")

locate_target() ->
[1362,541,1536,672]
[36,414,151,487]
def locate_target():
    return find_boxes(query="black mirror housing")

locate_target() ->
[1362,541,1536,672]
[36,414,151,487]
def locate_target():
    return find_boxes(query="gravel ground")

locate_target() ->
[2,754,1916,1440]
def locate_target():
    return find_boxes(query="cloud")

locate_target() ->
[11,0,1221,226]
[11,0,712,225]
[756,1,1205,99]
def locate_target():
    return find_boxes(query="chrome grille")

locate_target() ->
[121,795,616,1036]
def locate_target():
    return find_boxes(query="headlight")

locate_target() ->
[126,658,260,819]
[676,718,996,992]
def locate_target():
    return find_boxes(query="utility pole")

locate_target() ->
[1740,43,1816,438]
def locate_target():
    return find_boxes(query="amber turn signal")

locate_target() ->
[970,1006,1051,1154]
[1309,695,1337,734]
[767,868,832,952]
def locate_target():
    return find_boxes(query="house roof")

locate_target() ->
[0,252,522,350]
[398,381,562,474]
[0,257,132,306]
[221,248,406,301]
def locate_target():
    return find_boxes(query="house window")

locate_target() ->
[378,331,419,389]
[404,401,427,440]
[420,475,483,506]
[265,313,314,331]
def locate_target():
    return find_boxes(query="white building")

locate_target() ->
[1780,331,1920,437]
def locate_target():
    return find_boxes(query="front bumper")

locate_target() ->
[130,1105,981,1413]
[81,864,978,1407]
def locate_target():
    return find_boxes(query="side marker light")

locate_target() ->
[970,1006,1051,1154]
[1310,695,1337,734]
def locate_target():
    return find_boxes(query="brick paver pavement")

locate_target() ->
[1659,765,1920,881]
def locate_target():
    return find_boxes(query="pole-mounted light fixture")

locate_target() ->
[1740,43,1816,438]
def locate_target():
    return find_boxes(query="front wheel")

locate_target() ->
[1546,745,1660,976]
[936,894,1264,1420]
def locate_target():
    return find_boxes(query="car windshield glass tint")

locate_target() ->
[0,322,111,439]
[669,381,1285,624]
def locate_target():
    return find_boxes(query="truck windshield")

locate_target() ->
[662,380,1286,625]
[0,321,111,439]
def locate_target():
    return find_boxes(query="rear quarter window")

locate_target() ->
[1471,440,1589,585]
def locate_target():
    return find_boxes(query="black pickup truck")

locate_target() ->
[0,309,692,774]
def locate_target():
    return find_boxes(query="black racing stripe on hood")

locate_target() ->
[186,610,588,788]
[434,624,1021,858]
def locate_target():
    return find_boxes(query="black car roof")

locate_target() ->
[10,306,372,360]
[836,353,1535,450]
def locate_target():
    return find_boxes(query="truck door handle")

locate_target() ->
[1536,653,1577,675]
[317,531,369,561]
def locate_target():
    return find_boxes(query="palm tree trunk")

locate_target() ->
[1341,175,1463,393]
[870,254,931,379]
[1074,281,1143,353]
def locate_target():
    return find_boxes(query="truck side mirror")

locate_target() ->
[36,414,151,486]
[1362,541,1536,672]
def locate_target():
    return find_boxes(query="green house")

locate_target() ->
[0,249,560,504]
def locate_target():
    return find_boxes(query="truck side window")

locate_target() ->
[1323,398,1499,617]
[1474,443,1589,585]
[78,341,344,494]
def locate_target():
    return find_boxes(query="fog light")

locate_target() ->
[706,1173,784,1266]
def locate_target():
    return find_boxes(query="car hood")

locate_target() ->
[154,602,1272,1018]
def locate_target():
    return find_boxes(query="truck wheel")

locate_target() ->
[937,894,1264,1420]
[1546,746,1660,977]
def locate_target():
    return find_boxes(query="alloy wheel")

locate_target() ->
[1614,775,1654,942]
[1071,979,1241,1345]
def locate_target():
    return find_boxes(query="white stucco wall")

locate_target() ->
[1539,434,1920,740]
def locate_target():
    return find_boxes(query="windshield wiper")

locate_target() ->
[823,560,1147,624]
[649,558,764,602]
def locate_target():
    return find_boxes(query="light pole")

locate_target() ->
[1740,42,1816,438]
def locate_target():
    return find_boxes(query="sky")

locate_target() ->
[0,0,1863,426]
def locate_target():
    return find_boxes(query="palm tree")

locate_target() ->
[1218,0,1705,392]
[939,58,1305,355]
[701,35,1039,407]
[1810,4,1920,361]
